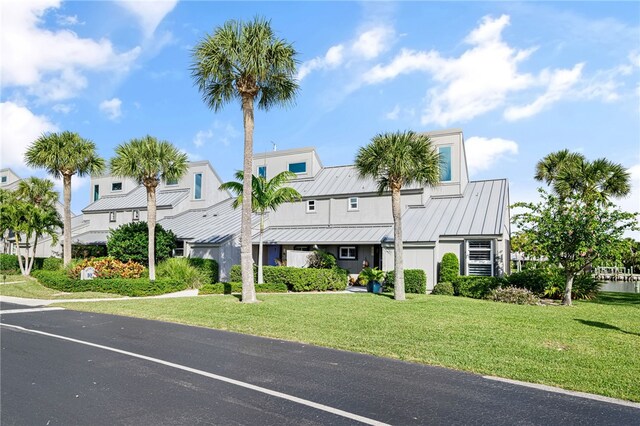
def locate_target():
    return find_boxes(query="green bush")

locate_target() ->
[187,258,219,284]
[505,267,600,300]
[487,286,540,305]
[42,257,63,271]
[107,222,176,264]
[0,254,19,272]
[384,269,427,294]
[157,258,209,289]
[229,265,347,292]
[307,250,337,269]
[199,282,288,295]
[439,253,460,283]
[72,244,107,259]
[32,270,186,296]
[452,276,503,299]
[431,281,454,296]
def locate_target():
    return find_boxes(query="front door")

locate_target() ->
[267,245,281,266]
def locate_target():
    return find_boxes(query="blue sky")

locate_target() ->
[1,1,639,234]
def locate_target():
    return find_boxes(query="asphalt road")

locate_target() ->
[1,302,638,425]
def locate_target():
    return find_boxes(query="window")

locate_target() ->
[112,182,122,191]
[348,197,359,211]
[466,240,493,276]
[94,185,100,201]
[288,162,307,174]
[166,178,178,186]
[194,173,202,200]
[132,210,140,221]
[109,211,116,222]
[293,245,310,251]
[439,146,452,182]
[258,166,267,178]
[1,176,6,183]
[339,246,357,260]
[306,200,316,213]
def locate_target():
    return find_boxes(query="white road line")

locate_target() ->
[0,307,65,315]
[483,376,640,409]
[0,323,390,426]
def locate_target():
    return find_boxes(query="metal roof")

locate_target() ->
[257,224,392,245]
[82,187,190,212]
[289,165,423,198]
[398,179,508,242]
[72,230,111,245]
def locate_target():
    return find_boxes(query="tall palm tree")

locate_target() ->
[192,17,298,303]
[110,136,188,281]
[25,131,105,266]
[220,170,301,284]
[355,131,440,301]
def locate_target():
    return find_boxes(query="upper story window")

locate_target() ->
[288,162,307,174]
[466,240,493,276]
[93,184,100,202]
[1,176,7,183]
[109,211,116,222]
[194,173,202,200]
[132,210,140,221]
[112,182,122,191]
[166,178,178,186]
[439,146,452,182]
[258,166,267,178]
[306,200,316,213]
[348,197,359,211]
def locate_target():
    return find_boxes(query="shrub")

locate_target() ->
[487,286,540,305]
[439,253,460,283]
[107,222,176,264]
[187,258,219,284]
[0,254,19,272]
[452,276,503,299]
[506,267,600,300]
[307,250,337,269]
[32,270,186,296]
[72,244,107,259]
[199,282,288,295]
[68,257,145,279]
[229,265,347,291]
[384,269,427,294]
[42,257,63,271]
[504,269,549,294]
[157,258,209,289]
[431,281,454,296]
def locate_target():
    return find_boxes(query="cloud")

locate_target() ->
[385,105,400,120]
[99,98,122,120]
[193,129,213,148]
[1,1,141,102]
[52,103,74,114]
[297,45,345,81]
[351,26,394,59]
[116,0,179,38]
[0,102,58,170]
[464,136,519,176]
[56,14,83,26]
[192,121,239,148]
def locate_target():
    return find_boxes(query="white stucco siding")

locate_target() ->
[188,236,240,282]
[382,244,435,293]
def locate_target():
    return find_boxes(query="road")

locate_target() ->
[1,302,638,425]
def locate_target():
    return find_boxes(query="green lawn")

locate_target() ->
[56,292,640,401]
[0,275,123,300]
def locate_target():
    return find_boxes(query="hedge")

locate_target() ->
[439,253,460,283]
[32,270,187,297]
[230,265,347,292]
[431,281,454,296]
[505,268,600,300]
[200,282,288,295]
[42,257,63,271]
[451,276,504,299]
[187,258,219,284]
[383,269,427,294]
[0,254,19,272]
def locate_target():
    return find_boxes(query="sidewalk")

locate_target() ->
[0,289,199,307]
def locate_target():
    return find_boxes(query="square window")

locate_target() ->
[348,197,359,211]
[258,166,267,178]
[466,240,493,276]
[112,182,122,191]
[1,176,7,183]
[339,246,357,260]
[288,162,307,174]
[306,200,316,213]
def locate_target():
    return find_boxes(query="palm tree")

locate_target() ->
[220,170,301,284]
[110,136,188,281]
[25,131,105,266]
[355,131,440,301]
[191,17,298,303]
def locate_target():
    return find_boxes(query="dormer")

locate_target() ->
[421,128,469,197]
[253,147,323,180]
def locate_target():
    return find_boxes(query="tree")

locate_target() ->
[24,131,105,266]
[192,17,298,303]
[220,170,301,284]
[107,221,177,265]
[513,190,638,305]
[355,131,440,301]
[109,136,188,280]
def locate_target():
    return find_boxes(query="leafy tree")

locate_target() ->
[107,221,176,265]
[192,17,298,303]
[220,170,301,284]
[109,136,188,280]
[355,131,440,301]
[513,190,638,305]
[24,131,105,266]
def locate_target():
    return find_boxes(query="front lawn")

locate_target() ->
[0,275,123,300]
[56,292,640,402]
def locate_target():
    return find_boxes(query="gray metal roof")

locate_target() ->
[83,187,189,212]
[289,165,423,198]
[398,179,508,242]
[72,230,110,245]
[258,224,392,245]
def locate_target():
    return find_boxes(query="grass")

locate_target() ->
[55,292,640,402]
[0,274,123,300]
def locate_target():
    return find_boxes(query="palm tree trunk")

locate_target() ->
[15,234,26,276]
[147,185,157,281]
[26,234,38,275]
[562,271,574,306]
[392,186,405,301]
[258,213,264,284]
[63,174,72,266]
[240,94,257,303]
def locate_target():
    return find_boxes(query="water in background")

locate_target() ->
[600,281,640,293]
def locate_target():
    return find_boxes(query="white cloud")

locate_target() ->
[1,0,141,102]
[56,14,83,26]
[52,103,74,114]
[385,104,400,120]
[193,129,213,148]
[297,45,345,81]
[99,98,122,120]
[116,0,179,38]
[464,136,519,176]
[0,102,58,170]
[192,121,239,148]
[351,26,394,59]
